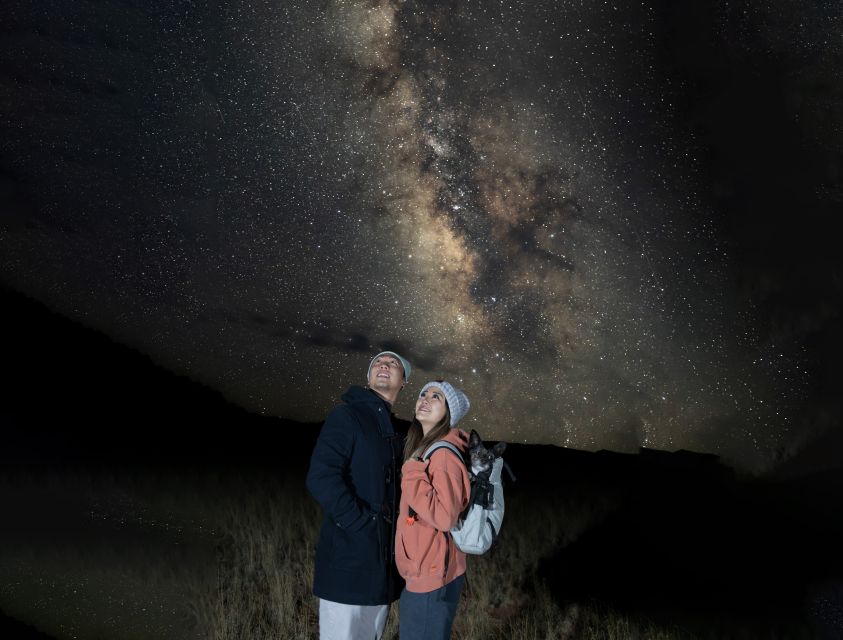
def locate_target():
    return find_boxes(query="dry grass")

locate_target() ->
[194,474,321,640]
[1,466,705,639]
[197,473,694,640]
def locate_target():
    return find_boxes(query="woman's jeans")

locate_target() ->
[398,574,464,640]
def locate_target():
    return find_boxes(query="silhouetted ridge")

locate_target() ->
[533,446,843,638]
[0,610,59,640]
[503,441,733,490]
[1,285,320,464]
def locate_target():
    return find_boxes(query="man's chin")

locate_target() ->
[370,380,401,396]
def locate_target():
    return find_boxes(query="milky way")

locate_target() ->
[2,0,840,470]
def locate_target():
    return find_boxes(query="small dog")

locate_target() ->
[465,430,507,510]
[467,429,507,481]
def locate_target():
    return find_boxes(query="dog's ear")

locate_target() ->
[469,429,482,448]
[492,441,506,457]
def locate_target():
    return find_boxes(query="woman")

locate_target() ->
[395,380,472,640]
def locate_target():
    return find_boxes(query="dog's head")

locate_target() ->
[467,429,506,478]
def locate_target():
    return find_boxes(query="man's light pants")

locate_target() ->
[319,599,388,640]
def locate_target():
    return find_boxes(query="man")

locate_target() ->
[306,351,412,640]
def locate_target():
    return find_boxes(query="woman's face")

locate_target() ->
[415,386,448,433]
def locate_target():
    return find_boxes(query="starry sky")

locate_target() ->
[1,0,840,471]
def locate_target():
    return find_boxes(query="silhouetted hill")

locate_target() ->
[0,610,59,640]
[1,285,320,465]
[502,441,734,491]
[523,446,843,638]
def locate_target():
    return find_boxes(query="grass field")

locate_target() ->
[0,462,829,639]
[199,469,619,640]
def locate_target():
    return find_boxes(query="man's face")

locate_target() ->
[367,354,405,397]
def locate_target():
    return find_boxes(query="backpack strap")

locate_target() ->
[407,441,464,522]
[421,440,464,463]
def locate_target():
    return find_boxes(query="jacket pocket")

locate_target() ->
[330,515,379,569]
[395,528,421,579]
[396,521,447,580]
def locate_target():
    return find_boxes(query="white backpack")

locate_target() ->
[422,441,507,555]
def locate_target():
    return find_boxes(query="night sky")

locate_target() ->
[1,1,840,471]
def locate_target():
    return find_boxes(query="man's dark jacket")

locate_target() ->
[306,385,408,605]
